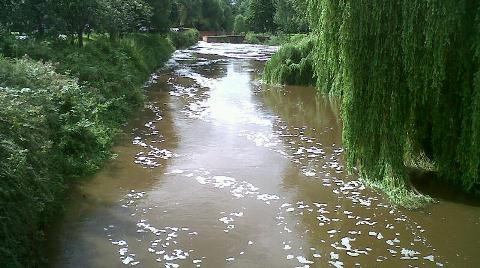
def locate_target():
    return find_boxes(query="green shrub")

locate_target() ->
[0,56,106,266]
[3,34,174,124]
[244,32,305,46]
[169,29,200,48]
[244,32,263,44]
[263,36,316,86]
[266,33,308,46]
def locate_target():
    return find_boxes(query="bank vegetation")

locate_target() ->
[0,0,213,266]
[264,0,480,208]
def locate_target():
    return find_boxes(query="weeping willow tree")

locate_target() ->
[304,0,480,206]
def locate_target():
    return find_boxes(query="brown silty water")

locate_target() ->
[46,42,480,268]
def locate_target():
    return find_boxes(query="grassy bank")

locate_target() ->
[0,34,180,267]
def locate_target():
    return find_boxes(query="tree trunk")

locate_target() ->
[78,30,84,48]
[109,31,118,43]
[36,20,44,39]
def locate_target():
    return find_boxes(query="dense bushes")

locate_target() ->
[0,34,174,267]
[263,36,316,85]
[169,29,200,49]
[3,34,174,122]
[0,56,102,266]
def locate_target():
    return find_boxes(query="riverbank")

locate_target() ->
[0,33,194,267]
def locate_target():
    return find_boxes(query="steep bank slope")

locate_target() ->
[0,34,178,267]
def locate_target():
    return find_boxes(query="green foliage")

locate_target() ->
[361,176,434,210]
[267,33,307,46]
[0,34,174,267]
[51,0,103,46]
[0,0,188,45]
[245,32,305,45]
[273,0,309,33]
[3,34,175,120]
[263,36,316,85]
[198,0,232,31]
[244,32,262,44]
[98,0,153,38]
[305,0,480,205]
[246,0,276,32]
[0,56,103,267]
[233,0,309,34]
[171,0,234,31]
[220,0,234,32]
[234,15,248,34]
[147,0,172,33]
[169,29,200,48]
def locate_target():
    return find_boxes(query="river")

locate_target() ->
[47,42,480,268]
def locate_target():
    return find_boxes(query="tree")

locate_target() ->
[199,0,224,30]
[219,0,234,32]
[274,0,308,33]
[246,0,276,32]
[147,0,172,33]
[98,0,152,41]
[171,0,234,31]
[1,0,53,36]
[233,14,248,34]
[174,0,202,28]
[52,0,101,47]
[306,0,480,205]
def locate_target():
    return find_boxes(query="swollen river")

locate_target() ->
[47,42,480,267]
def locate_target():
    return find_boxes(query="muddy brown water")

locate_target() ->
[47,42,480,268]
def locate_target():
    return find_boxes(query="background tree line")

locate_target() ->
[0,0,237,47]
[232,0,309,34]
[1,0,312,45]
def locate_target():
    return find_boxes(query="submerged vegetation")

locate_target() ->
[264,0,480,206]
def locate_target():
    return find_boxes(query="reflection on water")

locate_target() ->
[47,42,480,268]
